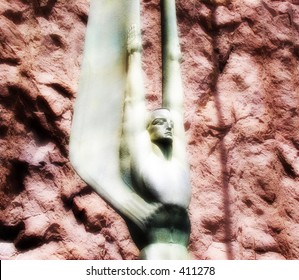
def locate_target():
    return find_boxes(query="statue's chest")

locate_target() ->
[139,155,191,207]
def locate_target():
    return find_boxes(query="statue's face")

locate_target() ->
[147,109,174,143]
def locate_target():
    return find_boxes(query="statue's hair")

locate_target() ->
[146,108,171,128]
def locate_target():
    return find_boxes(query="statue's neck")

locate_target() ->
[152,141,173,160]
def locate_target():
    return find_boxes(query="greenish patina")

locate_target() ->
[70,0,191,260]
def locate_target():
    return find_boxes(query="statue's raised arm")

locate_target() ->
[69,0,158,231]
[161,0,188,167]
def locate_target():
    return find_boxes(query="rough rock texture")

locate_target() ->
[1,0,299,260]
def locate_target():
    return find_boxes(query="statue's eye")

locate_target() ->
[152,118,165,125]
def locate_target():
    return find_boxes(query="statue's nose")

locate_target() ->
[166,122,172,130]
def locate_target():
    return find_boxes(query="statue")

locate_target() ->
[70,0,191,259]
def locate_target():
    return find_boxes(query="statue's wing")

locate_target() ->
[69,0,155,228]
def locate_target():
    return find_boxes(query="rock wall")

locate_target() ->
[1,0,299,260]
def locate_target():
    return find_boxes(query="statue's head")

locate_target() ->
[147,108,173,144]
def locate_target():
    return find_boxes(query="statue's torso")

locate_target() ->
[136,152,191,208]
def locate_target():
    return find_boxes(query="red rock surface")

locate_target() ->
[1,0,299,260]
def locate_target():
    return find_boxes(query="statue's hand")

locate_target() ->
[127,24,142,54]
